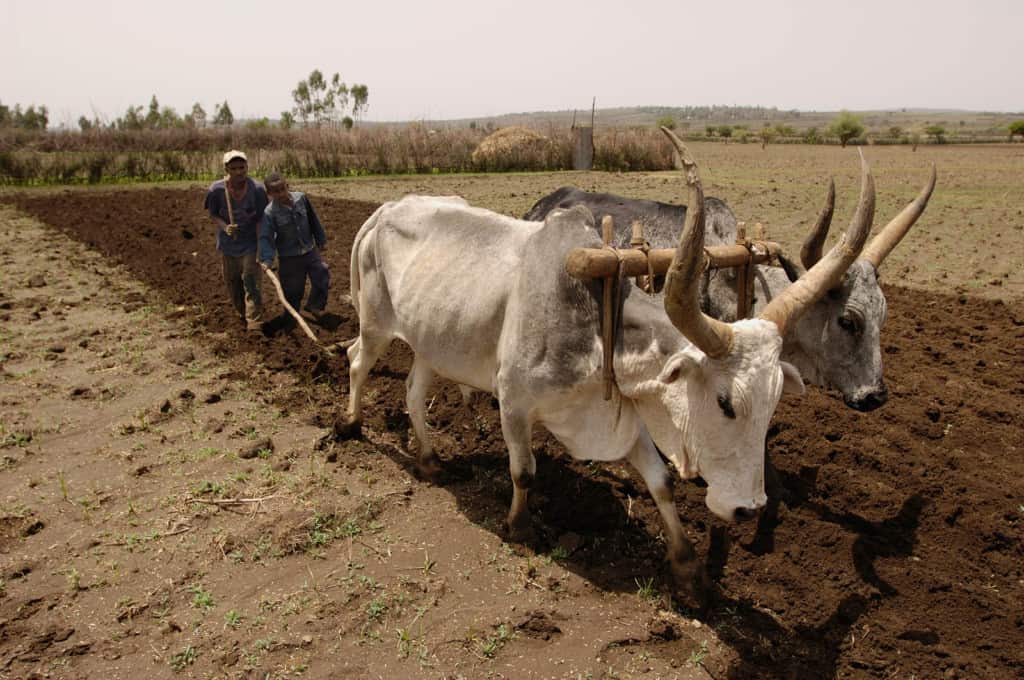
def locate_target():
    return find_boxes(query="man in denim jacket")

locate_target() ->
[259,172,331,325]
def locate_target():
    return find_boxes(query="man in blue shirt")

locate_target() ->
[259,172,330,326]
[203,150,268,331]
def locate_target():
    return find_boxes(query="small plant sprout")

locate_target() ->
[64,567,82,592]
[478,623,513,659]
[549,545,570,561]
[422,552,436,575]
[191,584,214,611]
[366,598,388,622]
[689,640,709,667]
[169,645,197,671]
[396,627,413,658]
[224,610,242,628]
[634,576,658,601]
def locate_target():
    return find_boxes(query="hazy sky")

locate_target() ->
[3,0,1021,127]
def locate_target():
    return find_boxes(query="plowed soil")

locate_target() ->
[1,185,1022,679]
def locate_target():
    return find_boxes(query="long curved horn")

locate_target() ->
[858,164,936,269]
[759,151,875,339]
[800,177,836,269]
[660,127,734,359]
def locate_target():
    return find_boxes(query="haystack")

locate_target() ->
[471,126,551,167]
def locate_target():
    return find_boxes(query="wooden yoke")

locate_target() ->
[567,225,781,322]
[565,240,782,280]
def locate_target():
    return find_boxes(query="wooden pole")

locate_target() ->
[735,223,750,319]
[260,265,332,355]
[601,216,615,401]
[223,175,237,240]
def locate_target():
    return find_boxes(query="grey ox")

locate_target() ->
[344,131,874,597]
[523,163,935,411]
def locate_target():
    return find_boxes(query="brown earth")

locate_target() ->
[0,184,1022,679]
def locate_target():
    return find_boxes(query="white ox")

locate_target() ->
[344,132,875,597]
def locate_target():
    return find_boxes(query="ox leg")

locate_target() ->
[406,357,442,479]
[626,433,710,607]
[499,407,536,542]
[345,334,389,425]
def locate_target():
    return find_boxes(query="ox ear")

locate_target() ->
[780,361,805,395]
[777,253,803,283]
[658,350,704,385]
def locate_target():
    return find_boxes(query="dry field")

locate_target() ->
[0,142,1021,679]
[310,142,1024,300]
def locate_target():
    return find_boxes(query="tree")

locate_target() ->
[924,124,946,144]
[0,101,52,130]
[292,69,350,126]
[159,106,182,128]
[828,110,864,148]
[190,103,207,128]
[803,126,821,144]
[656,115,676,130]
[279,111,295,130]
[145,95,161,128]
[888,126,903,139]
[717,124,733,138]
[116,105,144,130]
[705,125,716,137]
[1008,120,1024,140]
[213,101,234,127]
[350,84,369,122]
[341,116,354,130]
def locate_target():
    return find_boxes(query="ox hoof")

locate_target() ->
[505,518,537,545]
[670,559,711,612]
[415,455,444,482]
[331,416,362,441]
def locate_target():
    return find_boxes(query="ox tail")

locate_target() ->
[349,203,389,320]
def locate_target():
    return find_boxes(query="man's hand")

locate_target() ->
[224,223,239,237]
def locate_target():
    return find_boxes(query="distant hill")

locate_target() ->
[376,105,1022,138]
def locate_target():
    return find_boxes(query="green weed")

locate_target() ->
[689,640,709,667]
[190,584,214,611]
[169,645,197,672]
[478,623,513,659]
[634,576,658,601]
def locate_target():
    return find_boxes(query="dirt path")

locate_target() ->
[0,186,1022,679]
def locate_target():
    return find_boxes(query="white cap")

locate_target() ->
[223,150,247,165]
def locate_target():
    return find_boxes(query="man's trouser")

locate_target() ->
[278,249,330,313]
[222,251,262,323]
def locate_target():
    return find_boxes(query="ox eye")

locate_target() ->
[837,315,862,334]
[717,394,736,419]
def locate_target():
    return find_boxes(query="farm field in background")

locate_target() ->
[309,142,1024,301]
[0,142,1022,678]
